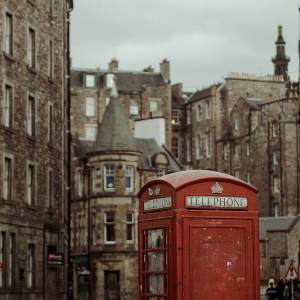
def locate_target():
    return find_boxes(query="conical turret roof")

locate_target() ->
[275,25,285,45]
[90,80,138,153]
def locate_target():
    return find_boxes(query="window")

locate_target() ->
[91,167,97,194]
[84,125,97,141]
[27,244,35,288]
[4,12,13,55]
[149,99,158,113]
[234,118,239,130]
[186,140,191,162]
[246,172,251,183]
[224,143,230,161]
[76,169,83,197]
[0,232,5,288]
[130,100,139,116]
[27,27,35,68]
[157,168,166,177]
[126,212,135,243]
[27,96,35,137]
[246,141,250,156]
[4,84,13,128]
[48,103,53,143]
[49,0,54,16]
[197,105,202,121]
[125,165,134,192]
[234,170,240,178]
[48,169,53,208]
[272,123,278,138]
[78,215,85,246]
[27,164,35,206]
[273,176,280,193]
[104,211,115,244]
[85,97,96,117]
[48,40,54,78]
[186,108,191,125]
[3,157,13,201]
[171,110,180,124]
[172,137,179,158]
[106,97,110,106]
[204,101,210,119]
[195,136,200,160]
[104,165,115,191]
[105,74,114,89]
[91,213,96,245]
[204,132,211,157]
[7,233,15,288]
[273,151,278,165]
[85,74,95,88]
[234,144,240,158]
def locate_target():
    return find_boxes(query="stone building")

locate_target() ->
[70,58,172,148]
[71,83,180,299]
[173,26,300,218]
[0,1,73,299]
[259,216,300,283]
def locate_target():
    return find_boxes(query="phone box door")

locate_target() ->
[183,218,255,300]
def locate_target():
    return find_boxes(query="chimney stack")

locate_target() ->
[160,58,170,83]
[143,65,155,73]
[108,58,119,72]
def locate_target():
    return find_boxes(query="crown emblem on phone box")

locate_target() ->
[211,182,223,194]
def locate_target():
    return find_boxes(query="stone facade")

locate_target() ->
[0,1,72,299]
[71,58,172,148]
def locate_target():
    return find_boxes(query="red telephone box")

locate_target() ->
[137,170,260,300]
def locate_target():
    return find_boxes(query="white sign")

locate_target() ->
[186,196,248,209]
[144,197,172,211]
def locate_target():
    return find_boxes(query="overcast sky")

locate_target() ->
[71,0,299,90]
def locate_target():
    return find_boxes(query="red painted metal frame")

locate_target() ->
[138,170,260,300]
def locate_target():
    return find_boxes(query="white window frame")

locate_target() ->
[149,98,159,114]
[7,233,15,288]
[3,154,13,201]
[204,101,210,119]
[85,96,96,117]
[246,172,251,184]
[130,100,139,116]
[273,151,278,165]
[186,108,191,125]
[272,123,278,138]
[224,143,230,161]
[234,118,239,130]
[4,11,13,56]
[246,141,250,156]
[125,165,134,192]
[104,165,115,191]
[76,169,83,197]
[273,176,280,193]
[104,212,116,244]
[234,170,240,178]
[195,136,200,160]
[234,144,240,158]
[85,74,95,88]
[197,105,202,122]
[126,212,135,243]
[105,74,114,89]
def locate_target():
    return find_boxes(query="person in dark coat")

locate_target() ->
[265,282,279,300]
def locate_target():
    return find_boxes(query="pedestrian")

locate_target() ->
[282,284,291,300]
[265,282,279,300]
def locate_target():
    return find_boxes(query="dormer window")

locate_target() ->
[104,165,115,191]
[149,99,159,114]
[85,74,95,88]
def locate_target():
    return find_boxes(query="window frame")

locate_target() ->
[84,124,97,141]
[27,243,35,289]
[27,26,36,69]
[3,84,13,128]
[171,110,180,124]
[47,168,53,208]
[48,39,54,78]
[3,155,13,201]
[0,232,6,288]
[26,163,36,206]
[104,165,115,191]
[85,74,95,88]
[104,211,116,245]
[172,137,180,159]
[85,96,96,117]
[7,233,15,288]
[126,212,135,243]
[125,165,134,192]
[27,95,36,137]
[48,102,53,143]
[4,11,13,56]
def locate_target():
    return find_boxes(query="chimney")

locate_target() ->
[143,65,155,73]
[160,58,170,83]
[108,58,119,72]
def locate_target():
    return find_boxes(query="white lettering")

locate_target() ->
[185,196,248,209]
[144,197,172,211]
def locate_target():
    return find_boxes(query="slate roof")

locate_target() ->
[135,138,181,172]
[90,85,138,153]
[185,87,212,104]
[71,69,166,92]
[259,216,299,240]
